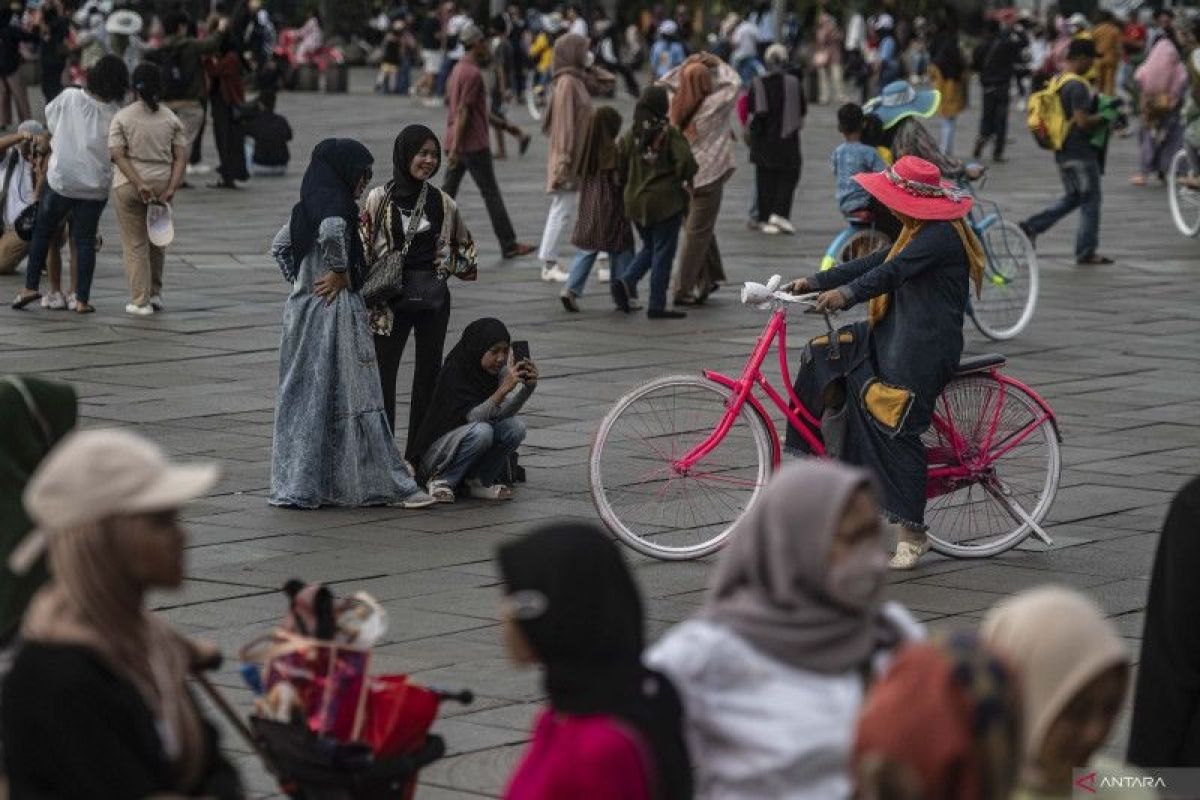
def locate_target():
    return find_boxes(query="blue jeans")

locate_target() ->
[734,56,764,85]
[440,418,526,487]
[624,214,684,313]
[1024,159,1101,261]
[566,248,633,297]
[24,187,106,302]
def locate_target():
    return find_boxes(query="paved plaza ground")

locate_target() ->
[2,72,1197,797]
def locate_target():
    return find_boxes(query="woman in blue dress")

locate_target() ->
[269,138,435,509]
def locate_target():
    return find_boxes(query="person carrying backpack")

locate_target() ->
[1020,38,1114,266]
[148,12,226,173]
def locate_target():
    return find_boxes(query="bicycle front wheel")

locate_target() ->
[837,228,893,264]
[971,220,1039,341]
[923,374,1060,558]
[1168,148,1200,237]
[590,375,774,561]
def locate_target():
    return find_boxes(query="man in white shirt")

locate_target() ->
[12,54,128,314]
[565,4,588,37]
[732,17,763,85]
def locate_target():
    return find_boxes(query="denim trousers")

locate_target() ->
[1024,159,1101,260]
[940,116,957,156]
[24,187,106,302]
[624,213,684,312]
[566,248,633,297]
[438,418,527,487]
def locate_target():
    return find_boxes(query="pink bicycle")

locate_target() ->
[589,276,1062,561]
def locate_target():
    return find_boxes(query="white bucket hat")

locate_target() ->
[10,429,219,575]
[105,8,143,36]
[146,201,174,247]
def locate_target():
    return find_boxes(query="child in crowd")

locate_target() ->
[243,94,292,177]
[613,86,697,320]
[560,106,634,312]
[831,102,886,221]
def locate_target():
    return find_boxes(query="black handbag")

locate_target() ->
[393,266,448,313]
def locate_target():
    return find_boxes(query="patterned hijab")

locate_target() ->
[854,631,1023,800]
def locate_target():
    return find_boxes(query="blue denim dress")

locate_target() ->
[268,218,423,508]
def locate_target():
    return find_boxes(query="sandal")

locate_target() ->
[11,291,41,310]
[1076,255,1115,265]
[427,478,456,504]
[75,302,96,314]
[889,539,931,570]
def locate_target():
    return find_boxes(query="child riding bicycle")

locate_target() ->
[832,103,887,222]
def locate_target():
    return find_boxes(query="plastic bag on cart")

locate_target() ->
[360,676,441,759]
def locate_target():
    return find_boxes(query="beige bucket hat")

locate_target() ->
[9,428,219,574]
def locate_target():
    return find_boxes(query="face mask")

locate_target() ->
[825,543,887,611]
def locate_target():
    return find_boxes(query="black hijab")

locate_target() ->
[1128,476,1200,767]
[409,318,510,462]
[286,138,373,286]
[634,85,671,153]
[497,524,693,800]
[389,124,441,206]
[385,124,444,270]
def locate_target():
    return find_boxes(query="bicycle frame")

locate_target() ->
[673,307,1059,502]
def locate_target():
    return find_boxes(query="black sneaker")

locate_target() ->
[610,278,631,312]
[1018,221,1038,249]
[560,290,579,312]
[647,309,687,319]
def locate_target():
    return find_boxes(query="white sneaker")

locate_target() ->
[768,214,796,234]
[149,294,165,310]
[541,264,568,282]
[66,293,77,311]
[760,223,782,235]
[597,265,610,282]
[125,303,154,316]
[464,478,513,501]
[394,491,438,509]
[41,291,66,309]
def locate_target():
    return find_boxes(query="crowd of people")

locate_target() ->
[3,410,1199,798]
[1,0,1200,797]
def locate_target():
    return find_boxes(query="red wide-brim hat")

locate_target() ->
[854,155,974,221]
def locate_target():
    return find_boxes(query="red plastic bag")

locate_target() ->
[361,675,440,759]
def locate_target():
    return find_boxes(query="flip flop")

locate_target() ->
[74,302,96,314]
[11,292,40,309]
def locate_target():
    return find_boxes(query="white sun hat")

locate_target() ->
[146,201,174,247]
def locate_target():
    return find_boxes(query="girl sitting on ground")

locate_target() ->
[410,318,537,503]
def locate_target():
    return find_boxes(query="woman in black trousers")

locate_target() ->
[362,125,478,461]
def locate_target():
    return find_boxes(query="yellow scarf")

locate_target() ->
[868,219,984,326]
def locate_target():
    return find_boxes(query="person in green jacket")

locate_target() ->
[612,85,698,320]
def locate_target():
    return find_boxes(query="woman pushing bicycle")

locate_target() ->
[787,155,984,571]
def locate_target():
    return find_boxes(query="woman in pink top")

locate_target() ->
[497,523,693,800]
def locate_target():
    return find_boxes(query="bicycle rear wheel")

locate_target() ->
[837,228,893,264]
[971,220,1039,341]
[1168,148,1200,237]
[590,375,773,561]
[923,374,1060,558]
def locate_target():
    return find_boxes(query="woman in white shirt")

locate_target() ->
[648,460,922,800]
[12,54,128,314]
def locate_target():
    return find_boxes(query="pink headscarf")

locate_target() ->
[1136,38,1188,98]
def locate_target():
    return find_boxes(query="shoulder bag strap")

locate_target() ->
[0,376,54,450]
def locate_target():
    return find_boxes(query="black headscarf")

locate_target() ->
[409,318,510,462]
[384,124,444,270]
[634,85,671,153]
[497,524,693,800]
[286,138,373,286]
[389,124,441,206]
[1128,476,1200,767]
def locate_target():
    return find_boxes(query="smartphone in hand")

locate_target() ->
[511,340,531,365]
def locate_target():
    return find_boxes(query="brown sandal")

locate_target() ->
[74,302,95,314]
